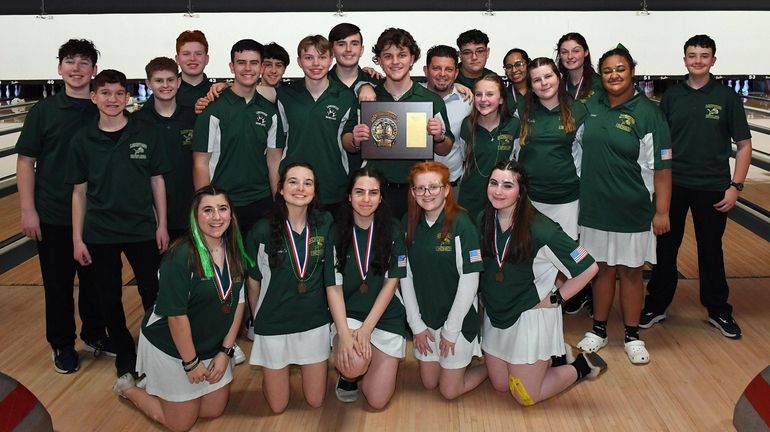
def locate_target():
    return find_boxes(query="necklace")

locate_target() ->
[472,124,503,178]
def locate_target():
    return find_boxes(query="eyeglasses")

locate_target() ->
[411,184,445,196]
[460,48,487,58]
[503,60,527,71]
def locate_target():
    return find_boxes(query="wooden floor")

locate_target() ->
[0,218,768,431]
[1,278,769,431]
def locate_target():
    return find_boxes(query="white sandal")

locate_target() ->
[624,340,650,364]
[576,332,608,353]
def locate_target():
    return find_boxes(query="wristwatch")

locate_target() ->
[219,345,235,358]
[729,181,744,191]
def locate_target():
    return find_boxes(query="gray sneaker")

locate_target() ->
[335,375,359,403]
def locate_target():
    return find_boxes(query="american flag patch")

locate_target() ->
[398,255,407,268]
[661,148,672,160]
[570,246,589,263]
[469,249,482,263]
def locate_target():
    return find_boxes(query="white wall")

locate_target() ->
[0,10,766,80]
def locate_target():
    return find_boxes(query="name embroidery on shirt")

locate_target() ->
[705,104,722,120]
[615,113,635,133]
[129,142,148,159]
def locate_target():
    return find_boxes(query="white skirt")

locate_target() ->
[578,225,656,267]
[481,307,565,365]
[331,318,406,359]
[413,327,481,370]
[136,332,234,402]
[531,199,579,240]
[249,324,331,369]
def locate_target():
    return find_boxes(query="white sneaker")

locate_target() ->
[234,344,246,365]
[112,373,136,398]
[335,375,359,403]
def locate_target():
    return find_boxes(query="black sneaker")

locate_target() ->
[83,337,117,358]
[707,314,742,339]
[639,310,666,329]
[563,289,590,315]
[53,347,79,374]
[335,375,359,403]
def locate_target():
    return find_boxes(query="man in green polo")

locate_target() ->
[66,69,171,383]
[192,39,283,235]
[642,35,753,339]
[16,38,110,374]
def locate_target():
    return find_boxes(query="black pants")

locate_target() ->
[38,223,106,350]
[645,185,732,317]
[88,240,160,377]
[234,196,273,238]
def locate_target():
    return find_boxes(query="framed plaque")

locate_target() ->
[360,101,434,160]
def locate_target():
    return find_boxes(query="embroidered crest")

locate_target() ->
[129,142,148,159]
[705,104,722,120]
[325,105,339,120]
[255,111,268,126]
[180,129,193,146]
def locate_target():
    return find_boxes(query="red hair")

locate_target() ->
[406,162,463,244]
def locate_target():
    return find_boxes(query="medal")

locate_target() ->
[286,220,310,293]
[353,222,374,294]
[212,248,233,314]
[494,211,510,284]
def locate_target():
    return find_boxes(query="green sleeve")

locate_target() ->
[435,98,455,142]
[651,107,672,170]
[324,220,338,287]
[154,249,192,316]
[727,92,752,142]
[543,222,595,278]
[460,117,470,142]
[149,130,172,175]
[192,107,214,153]
[245,222,265,281]
[458,213,484,274]
[15,103,43,158]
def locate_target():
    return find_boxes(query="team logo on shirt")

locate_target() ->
[497,134,514,151]
[325,105,339,120]
[615,113,635,133]
[129,142,148,160]
[180,129,193,146]
[705,104,722,120]
[255,111,268,127]
[309,235,325,256]
[435,233,453,253]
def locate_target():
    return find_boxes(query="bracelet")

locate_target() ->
[553,290,566,307]
[182,356,200,372]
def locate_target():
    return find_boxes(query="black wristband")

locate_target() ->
[550,290,566,307]
[219,345,235,358]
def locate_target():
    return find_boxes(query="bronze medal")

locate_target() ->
[298,281,307,293]
[221,303,231,314]
[495,270,504,283]
[360,282,369,294]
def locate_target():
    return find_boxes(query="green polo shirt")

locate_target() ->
[406,210,483,342]
[332,220,408,337]
[277,79,358,204]
[246,210,336,335]
[329,65,382,89]
[133,99,196,231]
[505,87,525,117]
[192,88,281,207]
[579,92,672,233]
[567,72,604,104]
[518,100,587,204]
[365,81,454,184]
[455,66,496,89]
[660,75,751,191]
[478,211,595,329]
[15,92,97,225]
[176,74,213,108]
[457,115,520,218]
[65,116,171,244]
[142,241,244,359]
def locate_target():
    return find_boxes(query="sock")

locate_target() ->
[572,353,592,380]
[337,375,358,391]
[551,355,567,367]
[592,320,608,339]
[625,325,640,343]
